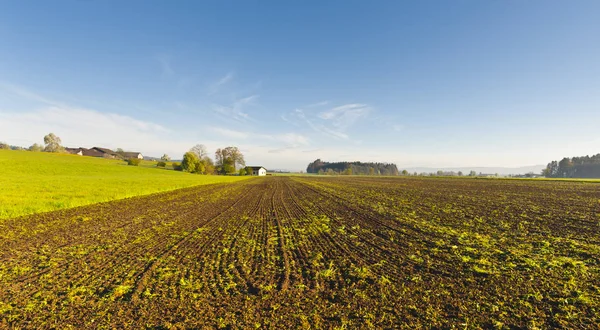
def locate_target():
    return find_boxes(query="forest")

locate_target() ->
[306,159,399,175]
[542,153,600,178]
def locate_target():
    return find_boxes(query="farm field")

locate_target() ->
[1,176,599,328]
[0,150,250,219]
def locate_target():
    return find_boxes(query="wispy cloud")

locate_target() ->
[279,132,309,146]
[306,100,329,108]
[209,71,234,95]
[212,94,259,122]
[211,127,309,155]
[283,103,369,141]
[0,82,68,108]
[210,127,249,139]
[155,55,174,76]
[318,103,371,130]
[216,72,234,86]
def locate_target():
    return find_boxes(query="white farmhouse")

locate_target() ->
[246,166,267,176]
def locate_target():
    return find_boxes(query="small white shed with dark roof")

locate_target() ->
[246,166,267,176]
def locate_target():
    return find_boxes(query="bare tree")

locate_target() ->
[161,154,171,162]
[190,144,207,159]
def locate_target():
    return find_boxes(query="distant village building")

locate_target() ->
[246,166,267,176]
[65,147,84,156]
[121,152,144,159]
[91,147,118,158]
[65,147,143,159]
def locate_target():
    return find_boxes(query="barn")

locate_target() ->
[246,166,267,176]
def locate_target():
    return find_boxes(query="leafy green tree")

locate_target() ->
[468,170,477,177]
[401,169,408,176]
[0,142,9,150]
[195,161,205,174]
[239,168,247,176]
[203,157,215,175]
[458,171,463,176]
[43,133,64,153]
[181,152,200,173]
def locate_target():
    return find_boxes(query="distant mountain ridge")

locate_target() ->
[402,165,545,176]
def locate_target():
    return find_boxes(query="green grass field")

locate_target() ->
[0,150,251,219]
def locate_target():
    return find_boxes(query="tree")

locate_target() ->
[161,154,171,162]
[401,169,408,176]
[29,143,43,152]
[181,152,200,173]
[203,157,215,175]
[239,168,247,176]
[0,142,9,150]
[190,144,208,159]
[43,133,64,153]
[458,171,463,176]
[369,167,375,176]
[215,147,245,174]
[468,170,477,177]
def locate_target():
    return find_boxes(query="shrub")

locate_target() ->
[172,162,182,171]
[157,161,167,168]
[127,158,141,166]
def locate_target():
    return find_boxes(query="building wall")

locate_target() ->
[258,168,266,176]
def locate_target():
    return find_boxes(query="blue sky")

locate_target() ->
[1,1,599,170]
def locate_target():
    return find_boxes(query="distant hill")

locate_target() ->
[307,159,399,175]
[402,165,545,176]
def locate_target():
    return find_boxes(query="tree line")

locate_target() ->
[1,133,62,152]
[2,133,250,175]
[179,145,249,175]
[542,153,600,178]
[306,159,399,176]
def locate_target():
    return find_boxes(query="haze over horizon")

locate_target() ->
[1,1,599,171]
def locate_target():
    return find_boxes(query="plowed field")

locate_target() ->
[1,177,599,328]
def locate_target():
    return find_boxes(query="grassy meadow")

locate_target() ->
[0,150,251,219]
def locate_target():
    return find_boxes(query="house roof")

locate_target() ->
[65,147,83,154]
[246,166,266,171]
[121,151,142,158]
[81,148,105,157]
[92,147,117,155]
